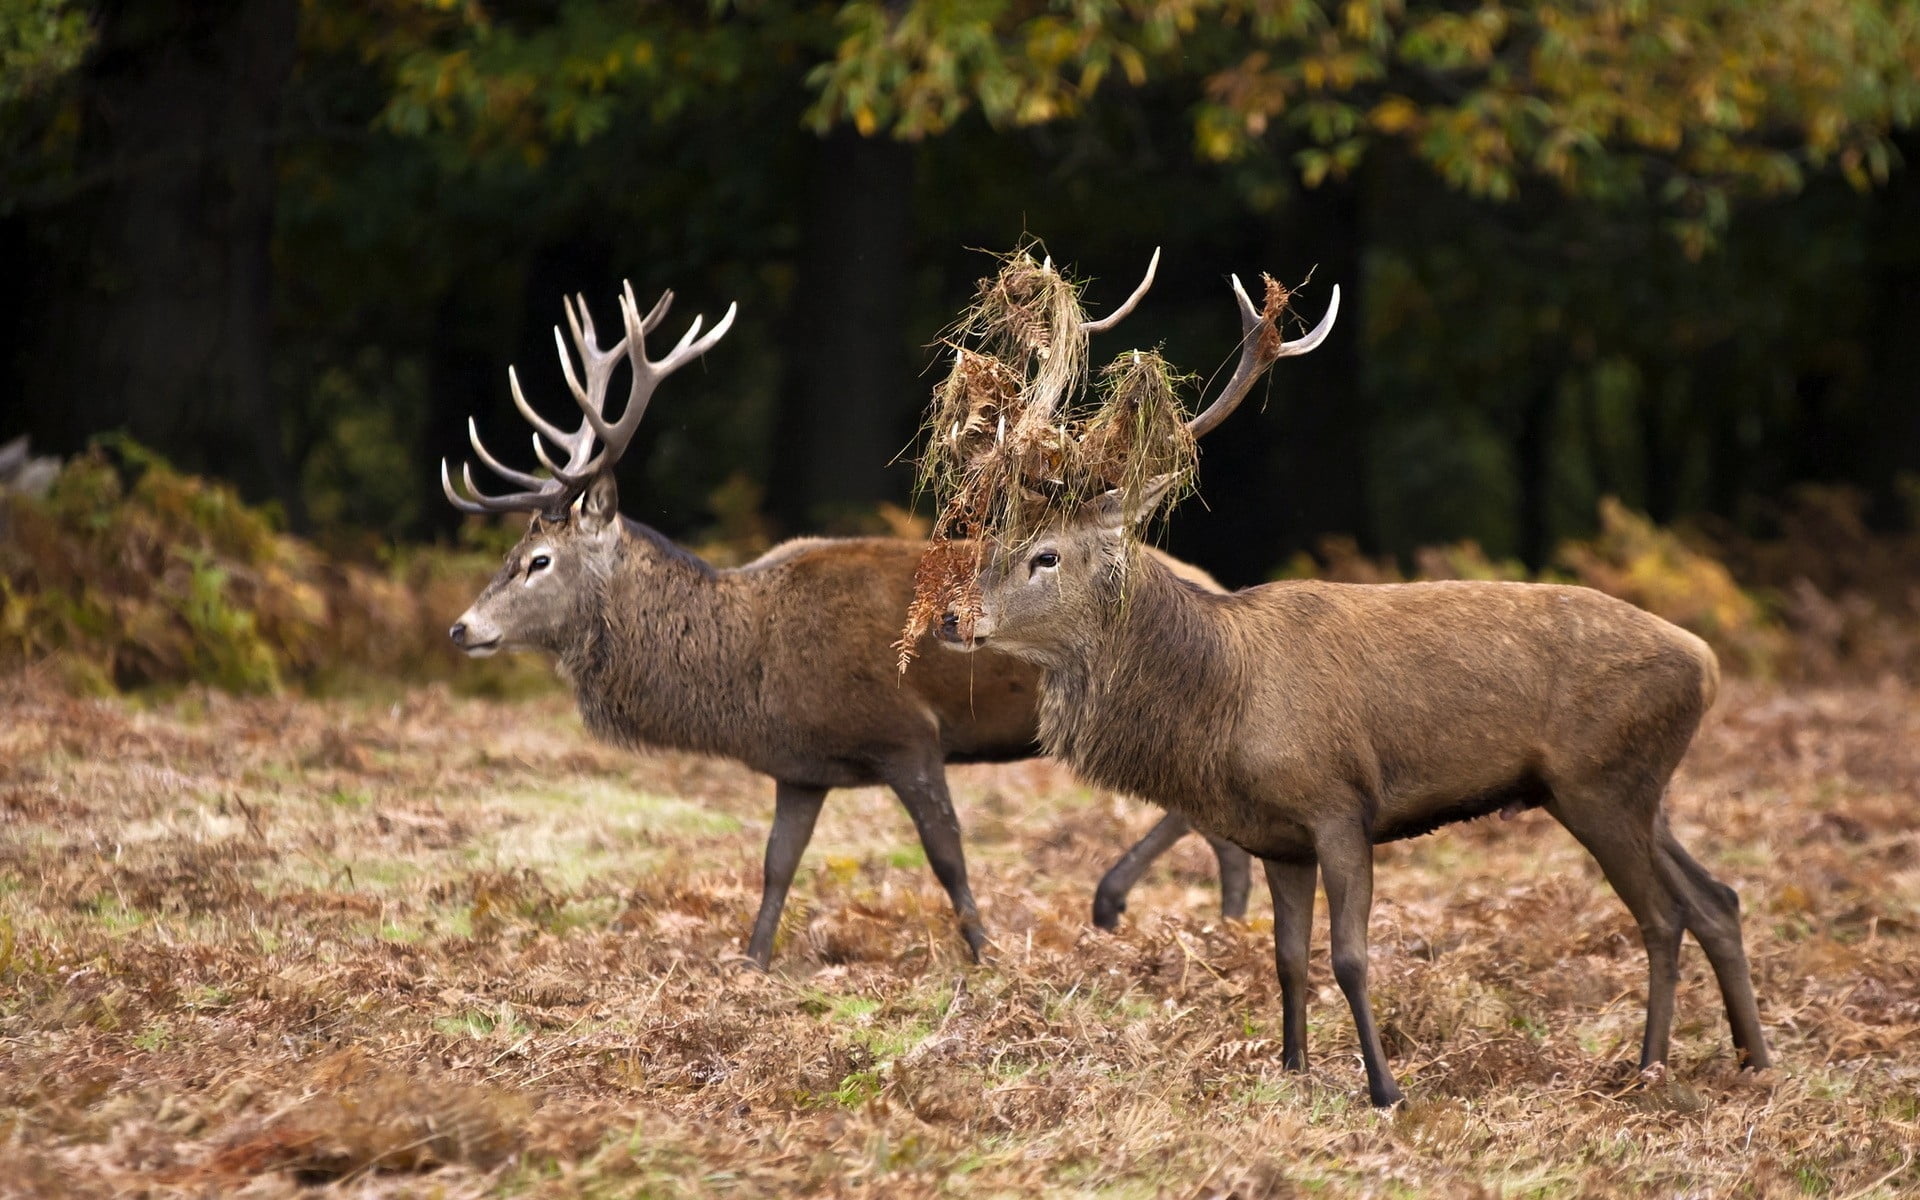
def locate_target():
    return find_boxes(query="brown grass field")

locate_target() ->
[1,671,1916,1197]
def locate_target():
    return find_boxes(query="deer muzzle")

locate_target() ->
[449,611,503,657]
[935,609,992,651]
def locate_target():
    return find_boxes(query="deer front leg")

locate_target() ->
[1317,821,1404,1107]
[744,781,827,969]
[888,765,988,963]
[1263,858,1316,1072]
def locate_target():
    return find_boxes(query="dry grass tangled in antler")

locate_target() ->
[901,248,1291,669]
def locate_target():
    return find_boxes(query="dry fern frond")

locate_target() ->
[901,246,1227,667]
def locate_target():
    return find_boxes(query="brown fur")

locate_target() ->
[948,506,1770,1105]
[451,474,1245,965]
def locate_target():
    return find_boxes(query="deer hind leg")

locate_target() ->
[746,782,827,969]
[1315,820,1404,1107]
[1211,836,1253,921]
[887,764,988,963]
[1548,785,1685,1071]
[1655,823,1770,1069]
[1092,811,1188,929]
[1262,858,1316,1072]
[1094,812,1252,927]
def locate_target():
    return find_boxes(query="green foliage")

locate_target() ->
[1,443,310,691]
[297,348,428,539]
[296,0,1919,246]
[0,0,90,106]
[808,0,1167,138]
[3,0,1912,594]
[811,0,1920,242]
[0,441,524,692]
[0,0,92,215]
[330,0,823,167]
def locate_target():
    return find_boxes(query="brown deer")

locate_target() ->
[442,279,1250,968]
[931,266,1769,1105]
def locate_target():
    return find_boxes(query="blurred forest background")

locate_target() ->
[2,0,1919,688]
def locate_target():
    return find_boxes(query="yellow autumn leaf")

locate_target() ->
[1370,95,1420,134]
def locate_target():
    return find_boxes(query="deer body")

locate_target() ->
[1036,566,1717,861]
[921,252,1766,1106]
[951,532,1769,1106]
[563,526,1036,780]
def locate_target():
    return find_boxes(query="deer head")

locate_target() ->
[444,283,736,656]
[935,264,1339,658]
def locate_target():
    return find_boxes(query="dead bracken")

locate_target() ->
[0,672,1916,1195]
[900,246,1294,668]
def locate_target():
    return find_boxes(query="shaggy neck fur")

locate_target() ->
[1036,546,1247,813]
[555,524,765,759]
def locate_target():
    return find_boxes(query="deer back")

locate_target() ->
[1025,549,1718,854]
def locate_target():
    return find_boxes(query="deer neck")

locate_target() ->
[559,524,763,757]
[1036,548,1242,806]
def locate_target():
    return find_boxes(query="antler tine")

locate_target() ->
[462,460,543,511]
[1186,279,1340,440]
[553,322,591,410]
[442,458,555,514]
[508,366,574,449]
[531,430,599,486]
[440,459,492,514]
[547,291,643,482]
[669,301,738,368]
[555,302,626,418]
[1273,285,1340,358]
[629,281,673,336]
[467,417,545,490]
[1080,246,1161,334]
[565,291,631,365]
[574,287,738,471]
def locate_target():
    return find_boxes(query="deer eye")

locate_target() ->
[1029,550,1060,574]
[528,554,551,573]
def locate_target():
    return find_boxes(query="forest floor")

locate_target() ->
[1,672,1916,1198]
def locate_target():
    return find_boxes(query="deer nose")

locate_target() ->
[449,622,468,647]
[939,612,959,637]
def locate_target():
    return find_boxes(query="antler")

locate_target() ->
[1079,247,1160,334]
[1185,277,1340,439]
[442,282,738,514]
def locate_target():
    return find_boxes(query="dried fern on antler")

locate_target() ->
[900,246,1314,669]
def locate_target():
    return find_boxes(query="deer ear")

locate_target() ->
[1134,472,1182,515]
[1086,473,1183,531]
[1086,489,1128,530]
[579,472,620,529]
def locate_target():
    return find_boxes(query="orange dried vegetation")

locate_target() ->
[1,672,1915,1196]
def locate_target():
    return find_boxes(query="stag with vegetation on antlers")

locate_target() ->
[923,256,1769,1106]
[440,278,1251,968]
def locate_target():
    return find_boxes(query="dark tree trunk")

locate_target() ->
[1865,130,1920,521]
[1515,380,1555,569]
[1268,180,1369,553]
[769,130,915,533]
[1641,372,1677,524]
[419,282,503,539]
[5,0,300,517]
